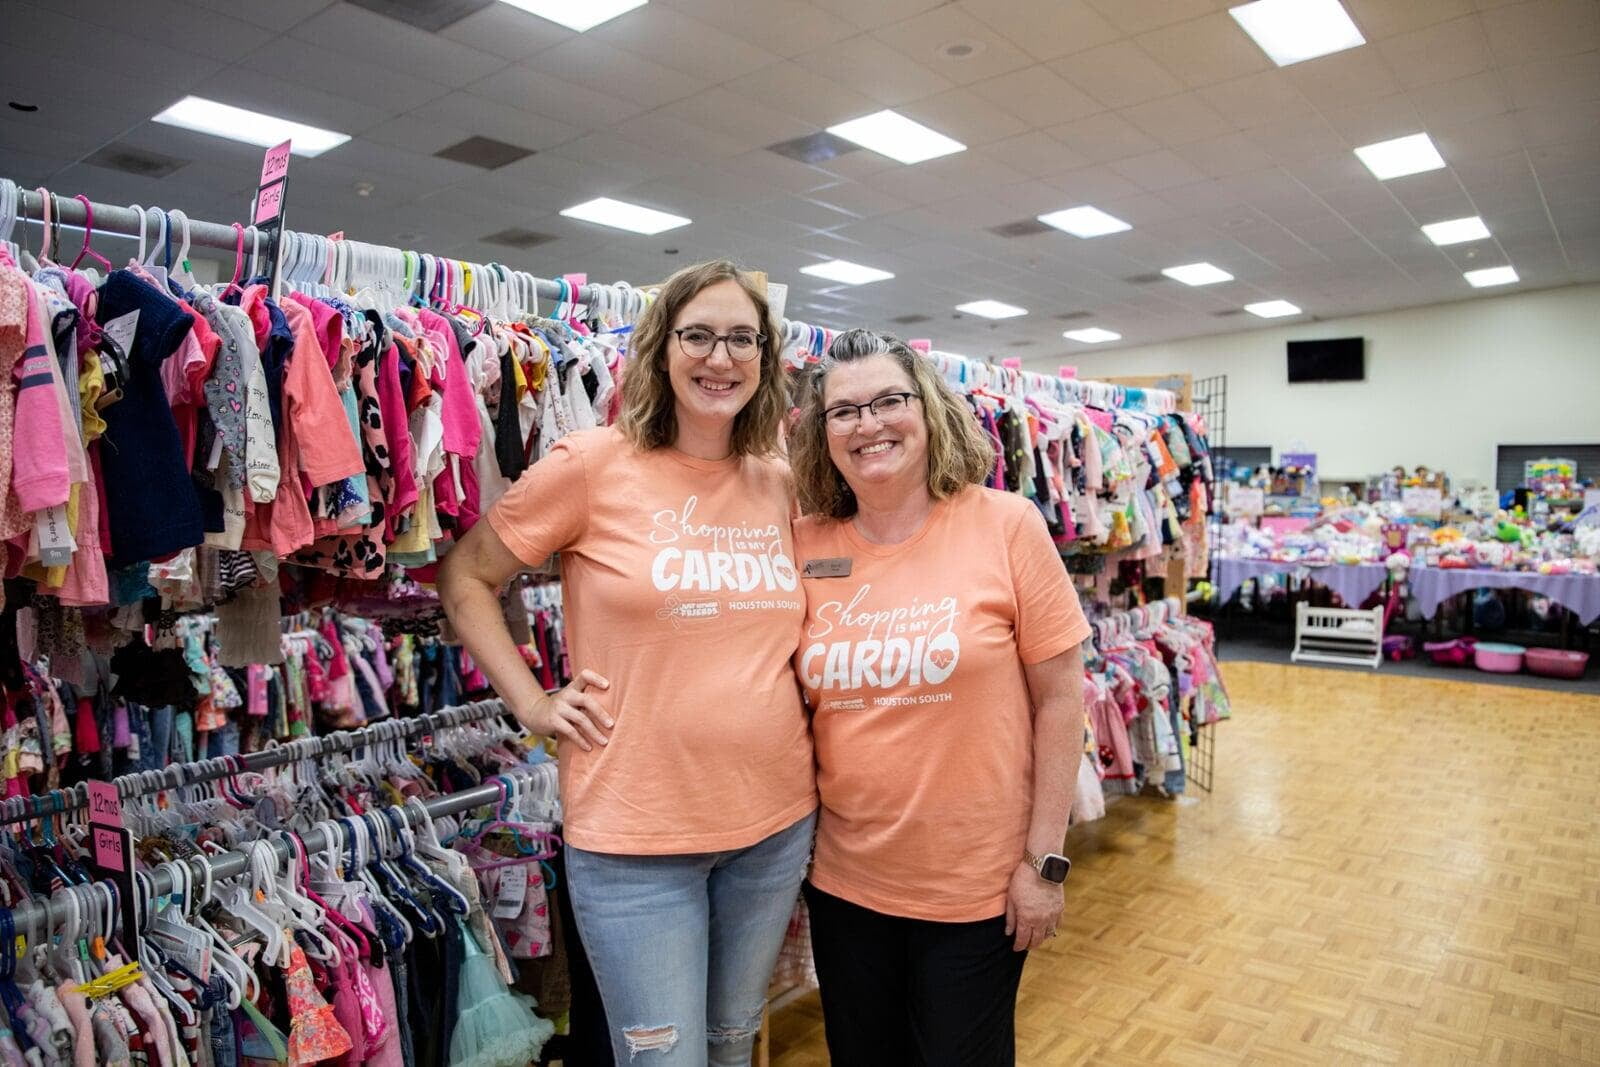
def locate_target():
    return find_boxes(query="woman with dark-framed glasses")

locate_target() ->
[440,260,816,1066]
[787,328,1089,1065]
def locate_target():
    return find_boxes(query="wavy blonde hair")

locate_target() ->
[790,329,995,518]
[617,260,785,457]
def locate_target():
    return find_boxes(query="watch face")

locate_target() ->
[1040,855,1070,883]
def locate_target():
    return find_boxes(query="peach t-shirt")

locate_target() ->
[488,426,817,854]
[794,487,1090,922]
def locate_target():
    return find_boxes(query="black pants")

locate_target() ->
[803,881,1027,1067]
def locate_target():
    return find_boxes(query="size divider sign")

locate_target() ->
[86,779,141,961]
[252,139,292,297]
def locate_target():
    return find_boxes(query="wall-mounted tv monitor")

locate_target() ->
[1287,337,1364,383]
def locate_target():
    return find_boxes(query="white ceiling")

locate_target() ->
[2,0,1597,358]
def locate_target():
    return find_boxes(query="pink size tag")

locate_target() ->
[259,140,292,187]
[87,781,122,828]
[93,826,127,873]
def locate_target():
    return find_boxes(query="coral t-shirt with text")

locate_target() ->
[794,487,1090,921]
[488,426,816,854]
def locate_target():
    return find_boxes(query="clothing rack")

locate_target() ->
[1090,596,1185,650]
[0,696,512,826]
[0,696,531,933]
[6,180,1180,414]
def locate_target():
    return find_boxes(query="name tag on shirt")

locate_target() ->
[803,557,852,579]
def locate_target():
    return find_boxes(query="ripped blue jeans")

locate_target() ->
[567,811,815,1064]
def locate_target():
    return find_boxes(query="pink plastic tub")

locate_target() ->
[1424,637,1477,666]
[1524,648,1588,679]
[1474,642,1526,673]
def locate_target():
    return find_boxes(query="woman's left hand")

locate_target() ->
[1004,861,1065,952]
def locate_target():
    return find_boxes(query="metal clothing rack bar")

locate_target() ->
[0,697,528,931]
[8,181,1179,413]
[0,698,512,827]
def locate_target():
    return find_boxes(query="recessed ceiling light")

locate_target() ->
[1422,216,1491,246]
[1229,0,1365,66]
[496,0,646,32]
[1063,328,1121,343]
[1354,132,1445,180]
[956,300,1028,319]
[151,96,350,156]
[1464,265,1518,287]
[1162,262,1234,286]
[560,197,690,234]
[799,259,895,285]
[1245,299,1302,318]
[825,110,966,165]
[1037,205,1131,238]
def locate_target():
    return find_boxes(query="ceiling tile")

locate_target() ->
[238,41,454,114]
[1321,93,1427,146]
[1136,13,1275,89]
[871,4,1035,85]
[613,111,750,163]
[1283,43,1405,108]
[957,0,1123,61]
[532,38,710,109]
[1048,111,1162,164]
[290,4,507,87]
[1378,15,1495,90]
[725,62,880,129]
[1083,0,1216,35]
[55,0,281,61]
[1408,71,1514,128]
[1246,114,1349,165]
[1479,0,1600,64]
[1500,51,1600,110]
[1433,111,1527,160]
[809,0,948,29]
[1051,163,1146,203]
[1199,70,1318,129]
[805,181,911,219]
[658,0,856,57]
[1119,93,1238,147]
[1110,149,1209,191]
[406,91,583,153]
[438,4,574,60]
[589,5,780,80]
[969,66,1104,128]
[470,64,647,128]
[860,164,970,206]
[1050,41,1186,109]
[659,88,816,154]
[986,132,1090,179]
[900,87,1030,148]
[1344,0,1476,36]
[186,66,389,138]
[800,34,956,106]
[1172,132,1278,177]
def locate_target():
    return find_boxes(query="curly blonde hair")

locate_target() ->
[790,329,995,518]
[616,260,785,457]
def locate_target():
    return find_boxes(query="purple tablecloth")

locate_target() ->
[1408,566,1600,625]
[1215,558,1391,609]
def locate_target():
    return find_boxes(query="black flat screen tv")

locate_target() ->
[1287,337,1363,383]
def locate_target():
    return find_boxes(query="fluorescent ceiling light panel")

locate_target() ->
[151,96,349,156]
[1422,216,1491,246]
[799,259,895,285]
[559,197,689,235]
[956,300,1028,319]
[496,0,646,31]
[1162,262,1234,286]
[1244,299,1302,318]
[1229,0,1365,66]
[1464,265,1518,287]
[1037,205,1131,238]
[825,110,966,165]
[1063,328,1121,343]
[1354,132,1445,180]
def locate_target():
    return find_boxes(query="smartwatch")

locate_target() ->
[1023,850,1071,884]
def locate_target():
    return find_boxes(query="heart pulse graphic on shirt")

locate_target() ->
[648,495,799,623]
[801,584,962,703]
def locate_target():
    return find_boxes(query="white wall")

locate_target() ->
[1054,284,1600,487]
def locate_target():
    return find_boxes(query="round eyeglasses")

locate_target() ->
[822,391,920,435]
[672,327,765,361]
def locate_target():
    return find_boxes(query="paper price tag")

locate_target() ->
[1229,487,1265,518]
[1402,486,1443,519]
[87,781,122,827]
[93,827,127,873]
[34,505,76,567]
[492,869,528,919]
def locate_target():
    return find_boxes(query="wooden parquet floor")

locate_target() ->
[768,661,1600,1065]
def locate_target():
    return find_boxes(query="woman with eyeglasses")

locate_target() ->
[439,260,815,1066]
[787,328,1089,1065]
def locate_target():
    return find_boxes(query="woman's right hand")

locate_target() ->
[518,669,614,751]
